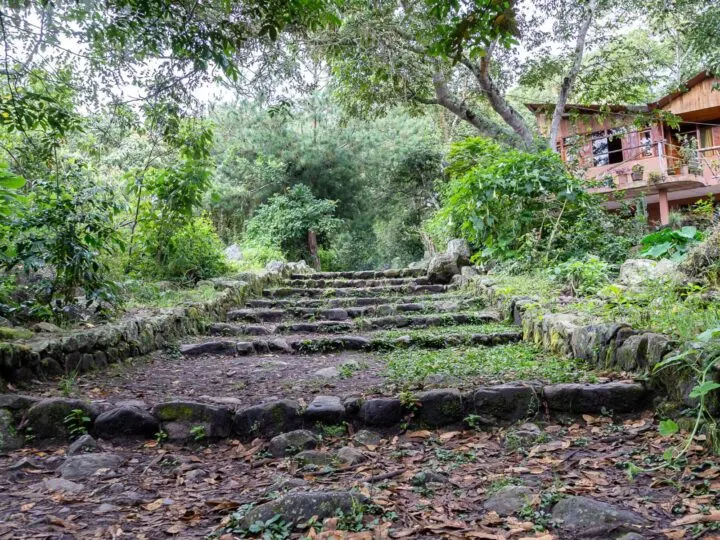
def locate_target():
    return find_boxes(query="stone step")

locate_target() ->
[211,311,502,337]
[6,381,649,443]
[228,298,485,322]
[284,276,429,289]
[289,268,425,280]
[263,283,452,299]
[246,293,468,309]
[180,329,522,357]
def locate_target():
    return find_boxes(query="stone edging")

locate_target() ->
[467,276,701,407]
[0,381,647,447]
[0,263,307,386]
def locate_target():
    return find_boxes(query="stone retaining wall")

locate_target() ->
[0,263,306,386]
[468,276,707,408]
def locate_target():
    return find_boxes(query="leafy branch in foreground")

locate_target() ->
[628,327,720,478]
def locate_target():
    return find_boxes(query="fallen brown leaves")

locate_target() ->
[2,409,720,539]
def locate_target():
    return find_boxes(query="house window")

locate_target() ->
[591,128,624,166]
[639,130,653,156]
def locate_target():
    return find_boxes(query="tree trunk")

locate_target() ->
[548,0,598,150]
[307,229,320,270]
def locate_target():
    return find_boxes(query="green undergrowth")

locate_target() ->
[0,327,34,341]
[383,343,593,386]
[121,280,223,310]
[571,279,720,342]
[376,323,515,340]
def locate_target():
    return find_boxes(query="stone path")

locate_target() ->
[0,268,711,538]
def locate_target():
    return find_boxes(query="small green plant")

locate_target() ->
[63,409,91,440]
[155,430,168,444]
[190,425,207,441]
[550,255,610,296]
[464,414,484,431]
[58,371,78,397]
[338,363,360,379]
[319,423,347,438]
[640,226,703,261]
[648,171,665,184]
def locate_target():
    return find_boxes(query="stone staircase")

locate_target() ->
[0,267,667,539]
[5,267,651,447]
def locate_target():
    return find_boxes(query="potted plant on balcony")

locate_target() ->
[631,164,644,181]
[648,171,665,184]
[615,168,630,185]
[678,135,699,175]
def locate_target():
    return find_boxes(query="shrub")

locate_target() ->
[131,216,228,281]
[550,255,611,296]
[2,168,125,321]
[245,184,342,262]
[430,137,584,263]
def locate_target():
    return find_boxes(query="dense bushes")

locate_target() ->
[245,185,341,262]
[429,137,644,271]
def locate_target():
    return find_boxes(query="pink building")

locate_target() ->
[527,72,720,224]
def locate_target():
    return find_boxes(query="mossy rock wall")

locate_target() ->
[0,267,294,385]
[470,276,702,405]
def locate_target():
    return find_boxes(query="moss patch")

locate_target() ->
[383,343,594,386]
[0,327,34,341]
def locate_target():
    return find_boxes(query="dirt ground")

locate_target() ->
[1,411,717,539]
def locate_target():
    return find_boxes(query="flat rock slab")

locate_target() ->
[243,491,367,527]
[304,396,345,423]
[551,495,648,537]
[268,430,319,457]
[544,382,648,413]
[180,341,236,356]
[483,486,535,516]
[59,453,123,480]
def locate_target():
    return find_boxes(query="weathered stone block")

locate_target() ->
[415,389,463,427]
[543,382,648,413]
[234,400,301,438]
[358,398,403,426]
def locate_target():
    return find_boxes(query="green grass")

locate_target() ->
[383,343,593,385]
[485,272,561,302]
[122,281,222,309]
[376,323,516,340]
[570,280,720,342]
[0,327,34,340]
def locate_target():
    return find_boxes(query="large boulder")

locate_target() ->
[224,244,243,262]
[24,398,98,440]
[618,258,680,287]
[551,495,648,538]
[446,238,471,267]
[427,253,460,284]
[241,492,367,528]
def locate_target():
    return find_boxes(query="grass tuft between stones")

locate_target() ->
[376,323,515,340]
[383,343,594,385]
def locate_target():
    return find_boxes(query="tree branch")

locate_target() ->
[422,70,519,145]
[460,46,535,148]
[548,0,598,150]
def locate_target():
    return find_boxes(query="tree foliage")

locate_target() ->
[245,184,341,261]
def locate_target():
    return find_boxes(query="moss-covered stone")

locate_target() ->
[25,398,98,440]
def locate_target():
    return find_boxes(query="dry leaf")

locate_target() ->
[671,511,720,526]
